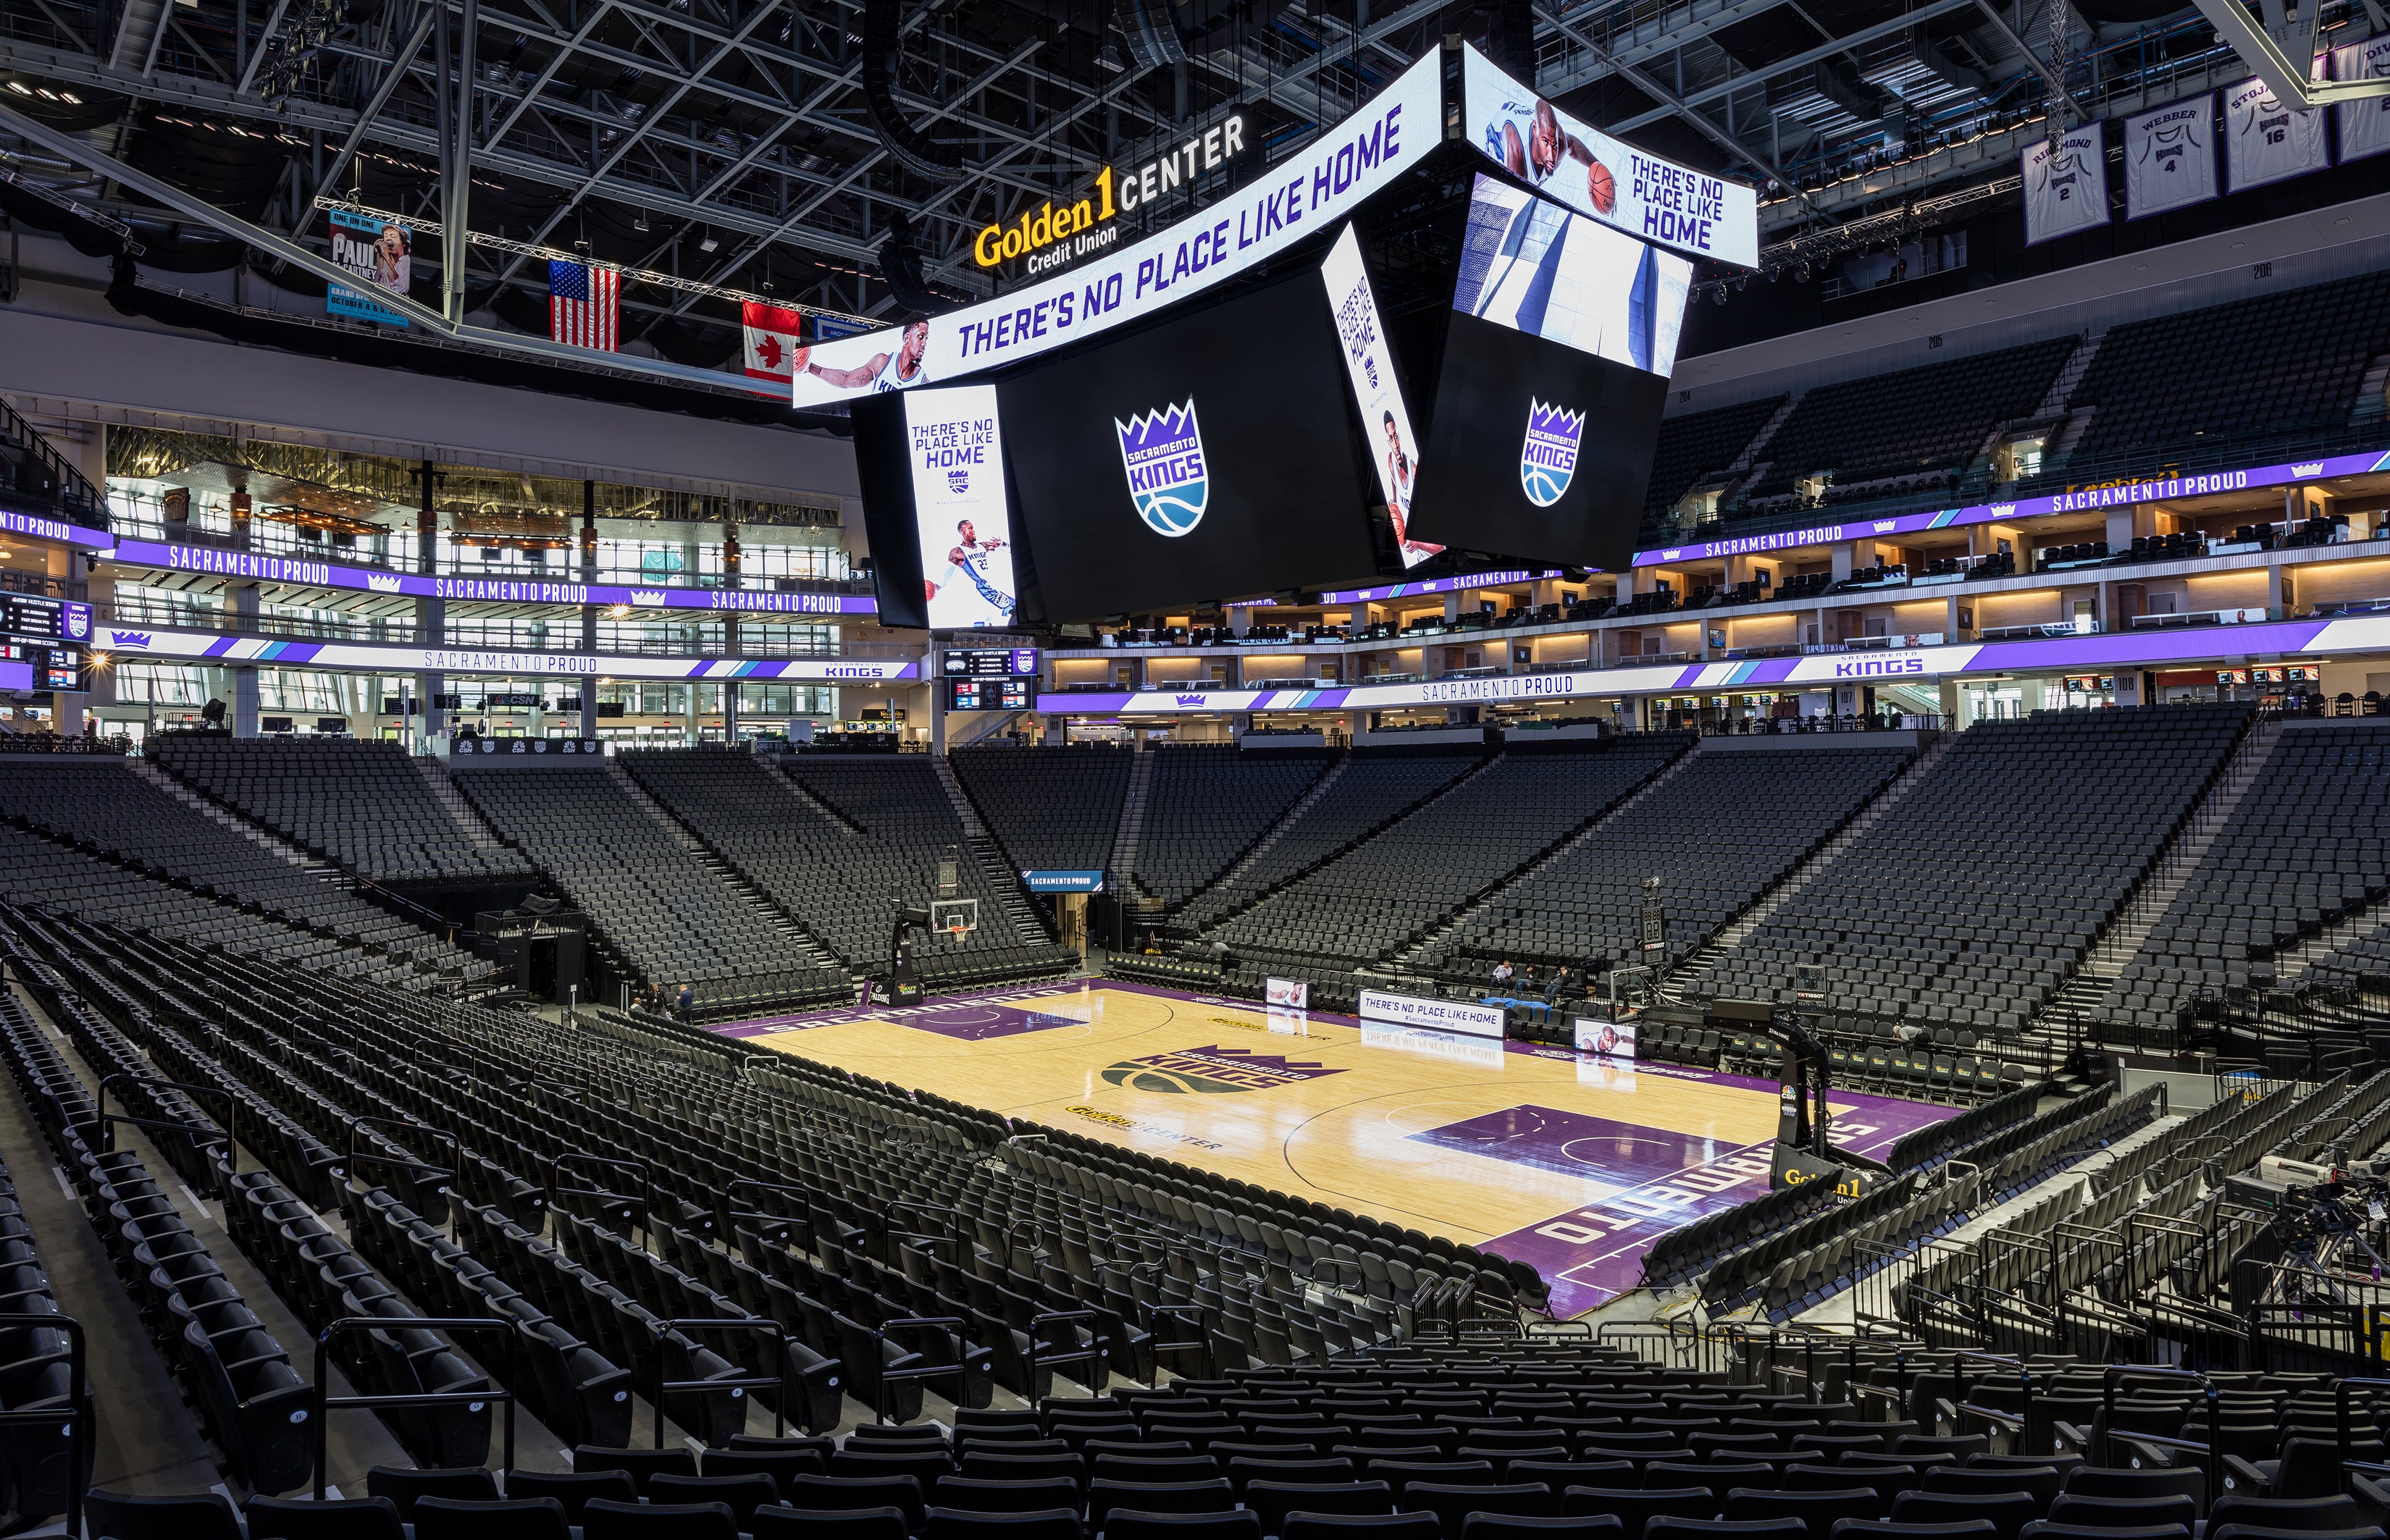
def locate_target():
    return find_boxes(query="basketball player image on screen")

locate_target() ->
[795,319,931,394]
[1380,411,1433,559]
[926,518,1015,626]
[1492,98,1618,218]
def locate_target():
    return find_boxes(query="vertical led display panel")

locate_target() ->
[906,385,1020,630]
[1404,175,1688,571]
[1321,224,1441,569]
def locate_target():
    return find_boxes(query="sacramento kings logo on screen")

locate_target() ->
[1520,399,1585,507]
[1115,400,1209,537]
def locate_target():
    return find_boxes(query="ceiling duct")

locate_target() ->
[878,210,952,316]
[861,0,968,183]
[1115,0,1188,70]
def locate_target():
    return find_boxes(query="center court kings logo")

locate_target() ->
[1520,399,1585,508]
[1100,1044,1346,1094]
[1116,400,1208,537]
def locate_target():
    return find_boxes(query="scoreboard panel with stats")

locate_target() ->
[0,596,87,693]
[947,676,1036,711]
[942,647,1039,678]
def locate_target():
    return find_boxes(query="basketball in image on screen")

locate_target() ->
[997,272,1381,621]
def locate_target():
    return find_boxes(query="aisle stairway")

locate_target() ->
[1112,744,1157,894]
[1666,732,1958,990]
[2026,713,2279,1046]
[605,762,847,973]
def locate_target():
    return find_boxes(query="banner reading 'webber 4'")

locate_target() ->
[788,54,1440,411]
[1459,45,1758,269]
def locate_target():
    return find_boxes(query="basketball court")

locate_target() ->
[710,980,1960,1316]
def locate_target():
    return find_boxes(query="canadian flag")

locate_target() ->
[742,300,807,380]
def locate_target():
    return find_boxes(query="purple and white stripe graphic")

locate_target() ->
[1633,447,2390,567]
[100,539,879,617]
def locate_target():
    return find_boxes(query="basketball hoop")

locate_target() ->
[931,896,978,946]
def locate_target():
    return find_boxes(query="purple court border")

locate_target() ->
[702,979,1959,1317]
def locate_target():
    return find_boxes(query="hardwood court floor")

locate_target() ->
[729,983,1957,1316]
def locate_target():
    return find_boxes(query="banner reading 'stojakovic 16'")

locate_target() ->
[787,53,1442,411]
[1458,45,1760,269]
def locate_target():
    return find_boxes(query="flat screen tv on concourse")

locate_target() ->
[1403,174,1688,573]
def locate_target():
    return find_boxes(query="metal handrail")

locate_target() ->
[0,1314,85,1540]
[545,1153,650,1230]
[344,1114,459,1192]
[2100,1363,2218,1504]
[1024,1309,1110,1393]
[93,1074,238,1192]
[2336,1379,2390,1490]
[310,1315,517,1499]
[640,1316,787,1448]
[868,1315,975,1426]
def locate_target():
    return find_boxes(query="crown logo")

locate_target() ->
[1115,400,1209,537]
[1520,398,1585,508]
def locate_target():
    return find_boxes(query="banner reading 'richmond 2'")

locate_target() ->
[788,54,1441,411]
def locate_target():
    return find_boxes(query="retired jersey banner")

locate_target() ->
[787,52,1441,411]
[2125,96,2218,218]
[1459,44,1759,268]
[2023,127,2110,243]
[2226,75,2330,191]
[2336,38,2390,162]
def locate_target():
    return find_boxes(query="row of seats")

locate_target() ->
[0,925,316,1495]
[953,744,1134,875]
[1206,740,1693,971]
[1433,746,1907,976]
[624,749,1053,979]
[0,760,475,973]
[450,760,830,993]
[149,735,532,886]
[2101,722,2390,1024]
[1694,707,2250,1032]
[1132,748,1335,909]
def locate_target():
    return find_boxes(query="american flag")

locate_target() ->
[548,259,619,351]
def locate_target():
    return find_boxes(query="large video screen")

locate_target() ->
[905,385,1020,630]
[1321,225,1441,570]
[997,272,1380,620]
[1403,178,1682,571]
[852,384,1024,630]
[1459,43,1758,268]
[1454,173,1692,376]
